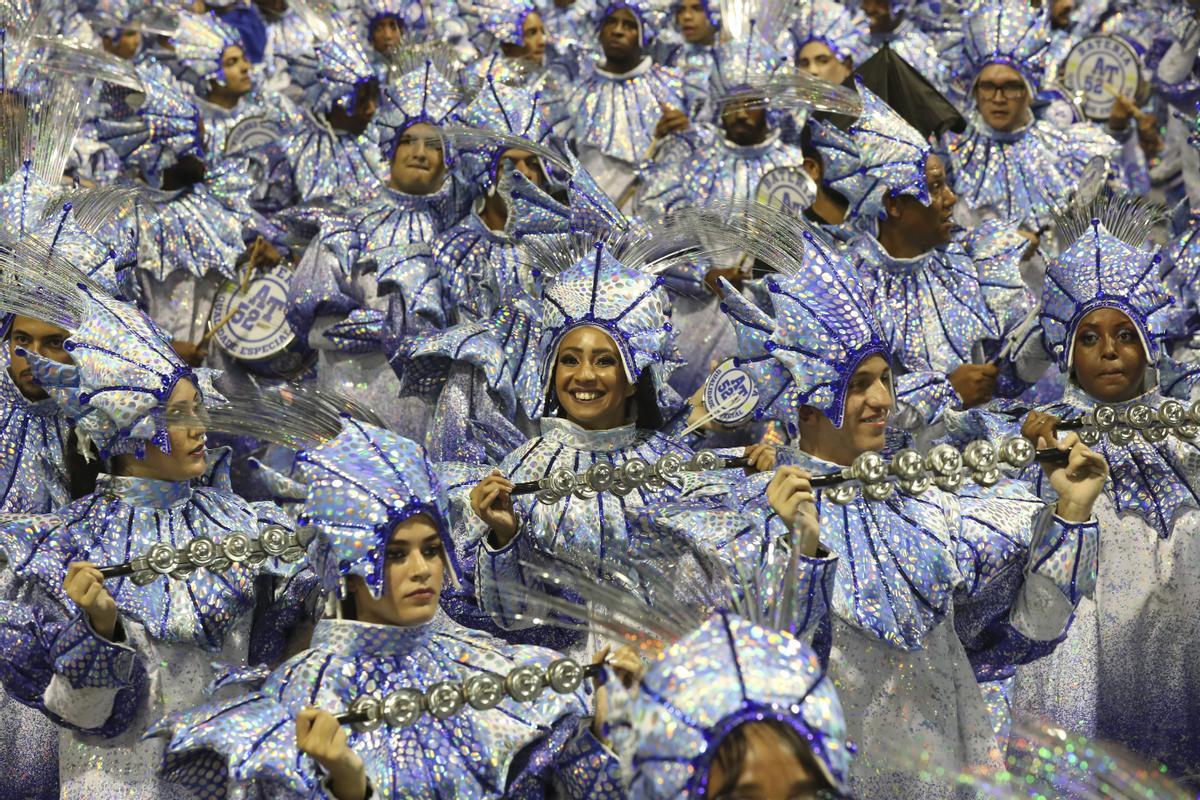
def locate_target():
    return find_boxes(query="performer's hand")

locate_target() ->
[296,707,368,800]
[949,363,998,408]
[703,266,744,297]
[767,467,820,556]
[654,105,690,137]
[470,470,518,546]
[64,562,118,640]
[1016,228,1040,260]
[742,443,776,475]
[590,645,645,742]
[1042,432,1109,522]
[1108,93,1136,132]
[171,340,208,368]
[1021,410,1060,447]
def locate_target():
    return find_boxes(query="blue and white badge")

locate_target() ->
[224,114,280,155]
[703,358,760,426]
[755,166,817,216]
[1061,35,1142,121]
[210,266,294,362]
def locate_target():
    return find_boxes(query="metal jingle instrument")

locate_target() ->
[96,526,311,584]
[1012,400,1200,447]
[333,658,604,731]
[509,450,751,505]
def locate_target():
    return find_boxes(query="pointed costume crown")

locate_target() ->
[837,81,930,223]
[95,62,204,179]
[958,0,1050,93]
[171,10,244,85]
[790,0,870,66]
[1040,195,1171,373]
[297,418,460,597]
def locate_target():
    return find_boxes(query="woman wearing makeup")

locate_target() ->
[152,418,622,799]
[0,287,315,800]
[1003,203,1200,779]
[720,228,1108,799]
[464,236,759,654]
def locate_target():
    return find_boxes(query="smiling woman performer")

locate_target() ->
[0,288,315,800]
[1007,201,1200,778]
[151,420,621,799]
[465,235,739,653]
[722,230,1107,799]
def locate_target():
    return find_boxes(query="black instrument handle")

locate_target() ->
[97,563,136,579]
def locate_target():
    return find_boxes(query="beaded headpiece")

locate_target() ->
[720,216,890,433]
[631,612,850,798]
[24,285,222,459]
[1041,195,1171,374]
[170,10,244,85]
[296,417,461,598]
[838,81,930,223]
[957,0,1049,94]
[790,0,870,66]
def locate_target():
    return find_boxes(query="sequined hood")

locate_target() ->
[838,81,930,223]
[956,0,1050,93]
[529,240,681,418]
[719,229,890,434]
[630,611,851,797]
[790,0,871,65]
[23,286,222,459]
[286,13,377,114]
[376,56,467,159]
[453,77,554,190]
[171,10,244,86]
[297,417,461,597]
[1040,219,1171,374]
[471,0,539,45]
[95,62,204,180]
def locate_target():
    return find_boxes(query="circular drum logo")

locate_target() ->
[1062,35,1142,121]
[210,268,294,362]
[755,167,818,216]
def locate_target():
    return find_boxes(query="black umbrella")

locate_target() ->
[854,43,966,138]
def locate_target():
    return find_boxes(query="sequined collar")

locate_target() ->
[381,181,452,211]
[720,128,782,157]
[310,616,435,658]
[0,365,60,418]
[540,416,639,451]
[95,473,194,509]
[594,55,654,82]
[851,230,941,273]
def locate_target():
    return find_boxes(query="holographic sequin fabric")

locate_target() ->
[955,0,1049,92]
[944,113,1118,230]
[838,84,931,223]
[1039,219,1172,371]
[285,14,377,114]
[720,230,888,433]
[94,63,203,180]
[471,0,537,45]
[297,418,460,595]
[376,59,465,157]
[454,78,554,188]
[531,241,679,417]
[790,0,871,64]
[630,612,851,798]
[150,613,609,798]
[0,366,71,514]
[284,111,386,205]
[568,57,688,166]
[171,11,244,85]
[845,220,1030,374]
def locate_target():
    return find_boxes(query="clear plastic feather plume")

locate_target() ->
[41,185,139,236]
[0,72,83,185]
[719,0,797,43]
[167,381,386,451]
[517,198,814,280]
[88,5,180,36]
[439,124,569,174]
[0,232,89,328]
[29,34,145,91]
[714,67,863,117]
[285,0,335,41]
[1053,190,1165,252]
[384,39,469,89]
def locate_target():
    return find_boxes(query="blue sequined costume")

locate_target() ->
[720,227,1100,799]
[151,419,622,799]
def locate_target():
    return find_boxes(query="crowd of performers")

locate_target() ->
[0,0,1198,797]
